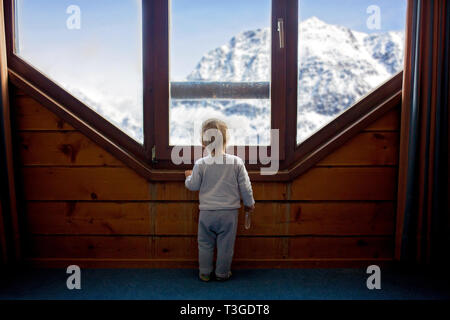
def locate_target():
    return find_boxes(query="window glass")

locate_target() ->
[15,0,143,142]
[170,0,272,146]
[297,0,407,143]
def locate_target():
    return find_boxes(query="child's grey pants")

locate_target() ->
[198,209,239,277]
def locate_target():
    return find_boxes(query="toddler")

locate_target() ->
[185,119,255,281]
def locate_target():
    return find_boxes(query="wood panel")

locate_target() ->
[154,237,198,259]
[25,257,395,269]
[26,202,151,235]
[14,96,76,131]
[28,235,393,260]
[363,108,400,131]
[29,236,152,259]
[30,236,283,259]
[12,84,401,268]
[291,167,397,201]
[154,202,199,235]
[151,182,199,201]
[235,237,284,259]
[23,166,397,201]
[133,180,287,201]
[287,202,395,236]
[317,132,399,166]
[19,131,398,167]
[13,88,27,96]
[26,201,395,236]
[19,132,123,166]
[23,167,150,201]
[154,202,396,236]
[22,167,288,201]
[288,236,393,259]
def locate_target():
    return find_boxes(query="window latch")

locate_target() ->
[152,145,158,164]
[277,18,285,49]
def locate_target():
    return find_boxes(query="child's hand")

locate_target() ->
[244,204,255,213]
[185,170,193,178]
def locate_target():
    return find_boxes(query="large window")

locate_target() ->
[296,0,406,143]
[8,0,407,168]
[14,0,143,142]
[170,0,272,146]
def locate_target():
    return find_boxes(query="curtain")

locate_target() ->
[396,0,450,264]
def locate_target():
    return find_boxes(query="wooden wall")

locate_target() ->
[11,86,401,268]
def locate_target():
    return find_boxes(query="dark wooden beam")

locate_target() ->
[0,0,20,262]
[170,82,270,100]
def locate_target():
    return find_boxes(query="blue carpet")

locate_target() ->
[1,268,449,300]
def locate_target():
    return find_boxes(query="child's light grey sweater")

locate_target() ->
[185,153,255,211]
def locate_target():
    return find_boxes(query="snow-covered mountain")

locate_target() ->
[170,17,404,145]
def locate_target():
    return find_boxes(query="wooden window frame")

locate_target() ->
[151,0,288,166]
[3,0,150,163]
[3,0,406,181]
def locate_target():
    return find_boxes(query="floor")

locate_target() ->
[1,267,449,300]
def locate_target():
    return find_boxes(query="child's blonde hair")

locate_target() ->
[201,119,228,154]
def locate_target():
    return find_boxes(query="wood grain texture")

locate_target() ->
[26,201,395,237]
[22,167,150,201]
[317,132,399,166]
[363,108,400,131]
[26,202,152,235]
[154,202,396,236]
[286,202,395,236]
[19,131,124,166]
[15,96,76,131]
[18,131,398,167]
[22,167,290,201]
[154,237,198,259]
[235,237,285,259]
[153,202,199,235]
[28,235,393,260]
[24,258,395,269]
[11,73,402,267]
[23,167,396,201]
[288,236,393,259]
[29,236,152,259]
[290,167,397,201]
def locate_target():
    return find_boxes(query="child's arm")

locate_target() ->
[185,162,202,191]
[237,160,255,209]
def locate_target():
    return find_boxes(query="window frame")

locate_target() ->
[4,0,149,162]
[3,0,407,179]
[151,0,288,166]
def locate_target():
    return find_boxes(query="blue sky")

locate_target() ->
[15,0,145,141]
[17,0,407,81]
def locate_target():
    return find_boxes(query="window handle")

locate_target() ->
[277,18,285,49]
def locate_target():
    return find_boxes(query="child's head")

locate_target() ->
[201,118,228,155]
